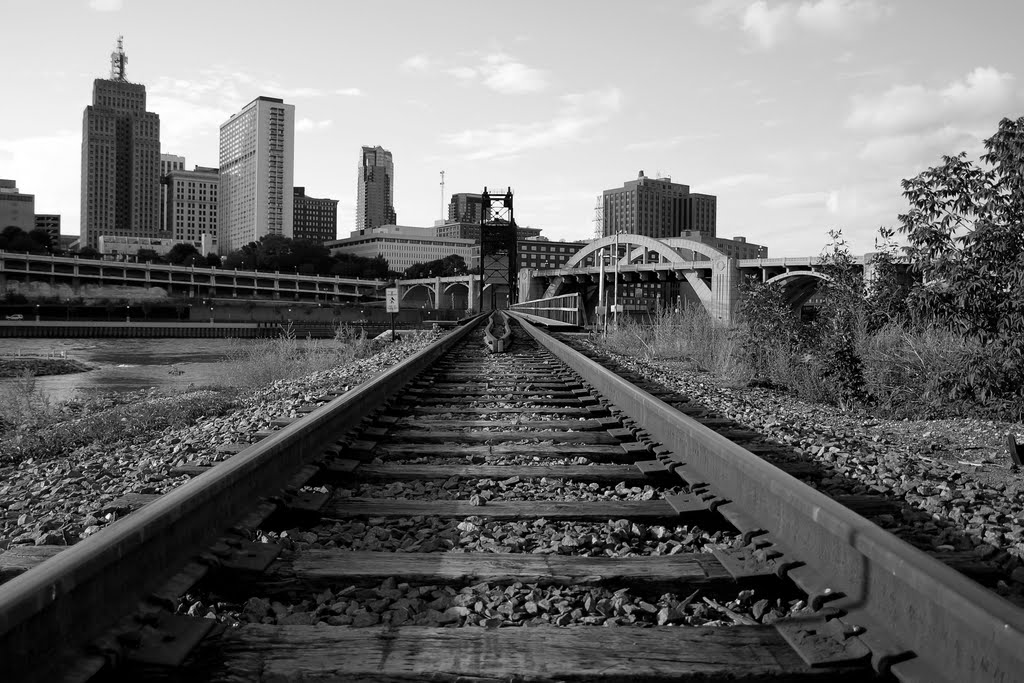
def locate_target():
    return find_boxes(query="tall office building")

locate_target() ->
[356,146,396,230]
[164,165,219,249]
[602,171,716,239]
[159,153,185,233]
[0,179,35,232]
[293,187,338,244]
[80,38,162,250]
[34,214,61,243]
[218,96,295,254]
[447,192,486,224]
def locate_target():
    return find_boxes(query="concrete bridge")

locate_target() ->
[518,234,881,324]
[392,274,515,313]
[0,250,384,302]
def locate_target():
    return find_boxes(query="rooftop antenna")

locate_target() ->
[110,36,127,81]
[439,170,445,221]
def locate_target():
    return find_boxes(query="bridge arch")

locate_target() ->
[564,234,726,269]
[400,283,435,306]
[764,270,831,310]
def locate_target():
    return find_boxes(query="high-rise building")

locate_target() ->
[160,154,185,176]
[293,187,338,244]
[447,192,486,224]
[218,96,295,254]
[435,221,542,241]
[80,38,162,250]
[356,146,396,230]
[0,179,35,233]
[34,214,61,242]
[164,165,219,250]
[602,171,716,239]
[159,153,185,233]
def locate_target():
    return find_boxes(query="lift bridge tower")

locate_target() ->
[478,187,518,311]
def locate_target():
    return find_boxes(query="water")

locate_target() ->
[0,338,250,404]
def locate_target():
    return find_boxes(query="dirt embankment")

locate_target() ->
[0,359,90,378]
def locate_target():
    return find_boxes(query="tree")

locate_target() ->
[403,254,468,279]
[814,229,867,408]
[0,226,50,253]
[27,229,54,253]
[77,246,100,259]
[135,248,163,264]
[898,116,1024,405]
[166,243,201,266]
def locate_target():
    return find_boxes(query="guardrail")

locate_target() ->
[510,293,583,327]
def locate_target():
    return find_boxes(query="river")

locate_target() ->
[0,338,267,404]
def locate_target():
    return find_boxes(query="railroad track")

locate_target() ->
[1,314,1022,681]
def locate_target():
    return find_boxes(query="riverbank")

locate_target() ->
[0,329,442,551]
[0,358,90,378]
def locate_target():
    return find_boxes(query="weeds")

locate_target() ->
[0,370,54,433]
[217,324,377,390]
[597,306,742,379]
[0,388,236,465]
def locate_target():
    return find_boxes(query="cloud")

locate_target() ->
[847,67,1017,134]
[88,0,122,11]
[334,87,363,96]
[401,54,431,71]
[742,1,793,48]
[700,172,775,192]
[698,0,887,48]
[446,67,477,81]
[442,87,622,161]
[846,67,1020,165]
[763,190,840,213]
[445,53,547,94]
[796,0,885,32]
[857,127,981,165]
[624,133,718,151]
[296,118,333,132]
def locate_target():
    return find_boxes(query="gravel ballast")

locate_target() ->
[572,337,1024,601]
[0,332,441,550]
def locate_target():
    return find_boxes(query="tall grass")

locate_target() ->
[0,370,54,434]
[598,307,742,379]
[0,324,401,465]
[216,323,377,389]
[593,309,1020,419]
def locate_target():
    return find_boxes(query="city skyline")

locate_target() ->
[1,1,1022,256]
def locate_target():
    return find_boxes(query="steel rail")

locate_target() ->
[512,313,1024,683]
[0,316,484,682]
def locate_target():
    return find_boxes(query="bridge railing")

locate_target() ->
[510,293,583,327]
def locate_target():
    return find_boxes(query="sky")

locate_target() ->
[1,0,1022,257]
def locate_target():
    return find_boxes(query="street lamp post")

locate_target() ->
[613,232,621,327]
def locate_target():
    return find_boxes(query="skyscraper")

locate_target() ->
[602,171,717,239]
[159,153,185,233]
[218,96,295,254]
[164,165,219,248]
[80,38,162,250]
[356,146,396,231]
[293,187,338,244]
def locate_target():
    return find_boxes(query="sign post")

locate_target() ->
[385,287,399,342]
